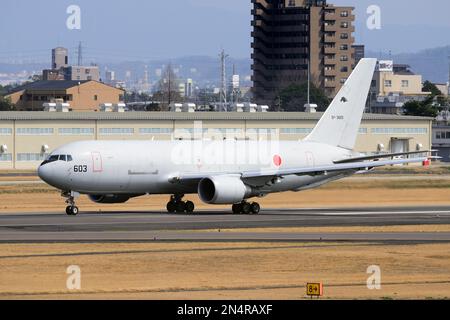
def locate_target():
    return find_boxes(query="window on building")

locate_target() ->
[0,154,12,162]
[340,33,349,39]
[213,128,244,135]
[340,11,349,17]
[340,44,348,50]
[94,95,98,101]
[0,128,12,135]
[340,78,347,84]
[341,22,349,28]
[340,55,348,61]
[280,128,313,135]
[58,128,95,136]
[359,128,368,134]
[341,66,348,72]
[401,80,409,88]
[372,128,428,135]
[16,128,54,135]
[384,80,392,87]
[99,128,134,135]
[371,80,377,87]
[17,153,49,162]
[252,128,278,135]
[139,128,173,135]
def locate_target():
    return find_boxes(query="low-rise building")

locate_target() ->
[369,61,430,114]
[64,66,100,82]
[5,80,124,112]
[0,112,433,170]
[434,83,449,97]
[433,124,450,162]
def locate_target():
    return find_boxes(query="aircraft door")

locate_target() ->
[91,152,103,172]
[305,151,315,167]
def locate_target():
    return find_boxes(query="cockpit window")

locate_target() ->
[40,154,73,166]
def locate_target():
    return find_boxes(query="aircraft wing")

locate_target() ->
[241,157,428,179]
[169,156,430,183]
[333,150,433,164]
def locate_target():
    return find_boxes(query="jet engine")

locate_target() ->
[198,176,250,204]
[88,194,143,204]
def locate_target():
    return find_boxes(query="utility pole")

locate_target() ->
[219,49,229,111]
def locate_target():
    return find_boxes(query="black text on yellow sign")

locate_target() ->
[306,283,323,297]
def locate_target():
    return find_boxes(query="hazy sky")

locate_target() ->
[0,0,449,63]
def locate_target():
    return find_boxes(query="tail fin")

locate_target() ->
[304,58,377,150]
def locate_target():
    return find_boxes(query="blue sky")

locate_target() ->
[0,0,449,62]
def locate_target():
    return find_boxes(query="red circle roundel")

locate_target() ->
[273,155,282,167]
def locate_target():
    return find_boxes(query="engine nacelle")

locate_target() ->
[88,194,139,204]
[198,176,250,204]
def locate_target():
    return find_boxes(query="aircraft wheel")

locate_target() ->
[232,204,242,214]
[66,206,79,216]
[176,201,186,213]
[250,202,261,215]
[166,201,176,213]
[71,206,79,216]
[185,201,195,214]
[242,202,251,215]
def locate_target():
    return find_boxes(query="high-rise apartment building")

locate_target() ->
[52,47,69,70]
[251,0,355,105]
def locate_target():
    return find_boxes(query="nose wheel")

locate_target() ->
[232,201,261,215]
[66,206,79,216]
[62,191,80,216]
[166,195,195,214]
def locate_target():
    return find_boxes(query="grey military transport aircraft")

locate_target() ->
[38,59,432,215]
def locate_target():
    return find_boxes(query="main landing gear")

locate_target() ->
[62,191,80,216]
[166,194,195,214]
[232,201,261,215]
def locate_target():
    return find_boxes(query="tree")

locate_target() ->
[403,96,438,118]
[154,64,182,110]
[275,82,331,112]
[0,96,13,111]
[422,81,441,97]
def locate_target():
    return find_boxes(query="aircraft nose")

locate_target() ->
[38,164,55,185]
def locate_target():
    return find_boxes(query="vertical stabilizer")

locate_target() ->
[304,58,377,150]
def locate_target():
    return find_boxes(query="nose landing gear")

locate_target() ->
[62,191,80,216]
[166,195,195,214]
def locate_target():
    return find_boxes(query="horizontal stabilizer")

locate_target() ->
[334,150,433,164]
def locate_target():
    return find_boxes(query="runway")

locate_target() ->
[1,206,450,243]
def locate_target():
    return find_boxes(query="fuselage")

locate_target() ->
[38,140,355,197]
